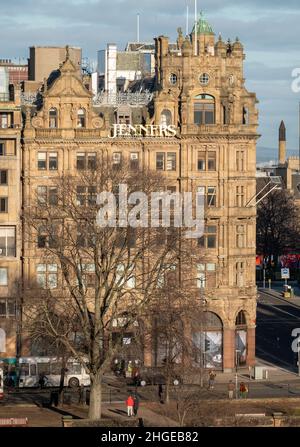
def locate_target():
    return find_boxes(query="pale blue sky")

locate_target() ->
[1,0,300,161]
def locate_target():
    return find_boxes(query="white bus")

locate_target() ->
[18,357,90,388]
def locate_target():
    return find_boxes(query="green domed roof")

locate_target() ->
[192,12,214,35]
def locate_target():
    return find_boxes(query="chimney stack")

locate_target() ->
[278,120,286,165]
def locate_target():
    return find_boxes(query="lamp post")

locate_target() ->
[235,349,241,399]
[199,277,207,388]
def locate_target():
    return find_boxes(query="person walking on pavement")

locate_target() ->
[239,382,247,398]
[126,395,134,417]
[228,380,235,399]
[133,394,139,416]
[208,370,216,390]
[158,384,164,403]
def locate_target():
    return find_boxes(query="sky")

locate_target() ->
[1,0,300,162]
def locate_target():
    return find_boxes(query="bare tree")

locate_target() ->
[23,158,195,419]
[257,189,300,265]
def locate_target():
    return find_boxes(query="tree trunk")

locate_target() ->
[88,375,102,420]
[58,358,67,405]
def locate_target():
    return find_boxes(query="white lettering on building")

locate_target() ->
[108,124,177,138]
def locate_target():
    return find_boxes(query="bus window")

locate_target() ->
[50,362,62,375]
[67,363,81,375]
[30,364,37,375]
[37,363,50,375]
[20,363,29,376]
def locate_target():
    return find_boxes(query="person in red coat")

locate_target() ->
[126,395,134,417]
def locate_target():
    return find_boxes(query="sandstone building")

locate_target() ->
[1,14,259,373]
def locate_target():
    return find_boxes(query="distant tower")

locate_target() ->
[278,120,286,165]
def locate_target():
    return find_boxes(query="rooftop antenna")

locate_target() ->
[194,0,197,56]
[186,2,189,36]
[137,13,140,43]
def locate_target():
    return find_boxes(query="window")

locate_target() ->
[49,152,58,170]
[0,170,7,185]
[0,114,8,129]
[198,186,216,207]
[169,73,177,85]
[0,142,5,156]
[0,299,16,317]
[199,73,210,86]
[236,310,246,326]
[37,152,46,170]
[37,264,58,289]
[160,110,172,127]
[166,153,176,171]
[236,224,246,248]
[242,107,249,125]
[76,186,97,206]
[77,153,85,170]
[0,227,16,257]
[0,267,8,286]
[37,226,47,248]
[236,262,245,287]
[156,153,164,170]
[48,187,58,206]
[87,153,96,170]
[0,198,8,213]
[77,109,86,128]
[37,186,47,205]
[80,264,96,288]
[236,151,245,171]
[37,186,58,206]
[197,151,216,171]
[194,94,215,125]
[196,263,216,288]
[236,186,245,207]
[198,225,217,249]
[112,152,121,167]
[49,108,57,128]
[0,328,6,352]
[116,264,135,288]
[130,152,139,170]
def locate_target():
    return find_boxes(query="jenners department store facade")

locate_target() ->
[0,16,258,372]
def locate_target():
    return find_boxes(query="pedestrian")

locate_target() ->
[158,384,164,403]
[39,372,47,389]
[228,380,235,399]
[133,394,139,416]
[208,370,216,390]
[239,381,246,398]
[120,359,126,378]
[127,361,133,378]
[126,394,134,417]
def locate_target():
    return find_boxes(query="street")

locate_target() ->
[257,288,300,372]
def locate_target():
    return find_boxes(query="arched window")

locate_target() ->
[0,327,6,352]
[192,311,223,369]
[194,94,215,125]
[49,108,57,128]
[77,108,86,128]
[242,107,249,125]
[160,109,172,127]
[236,310,246,326]
[235,310,247,366]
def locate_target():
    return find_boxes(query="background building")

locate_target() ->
[0,68,22,364]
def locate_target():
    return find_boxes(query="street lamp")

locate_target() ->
[199,276,207,388]
[235,349,241,400]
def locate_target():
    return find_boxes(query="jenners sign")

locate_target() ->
[109,124,177,139]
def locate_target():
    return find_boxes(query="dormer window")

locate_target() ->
[77,109,86,128]
[49,108,57,128]
[194,94,215,125]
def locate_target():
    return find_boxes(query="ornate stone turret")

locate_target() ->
[215,35,227,57]
[191,11,215,55]
[232,37,244,58]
